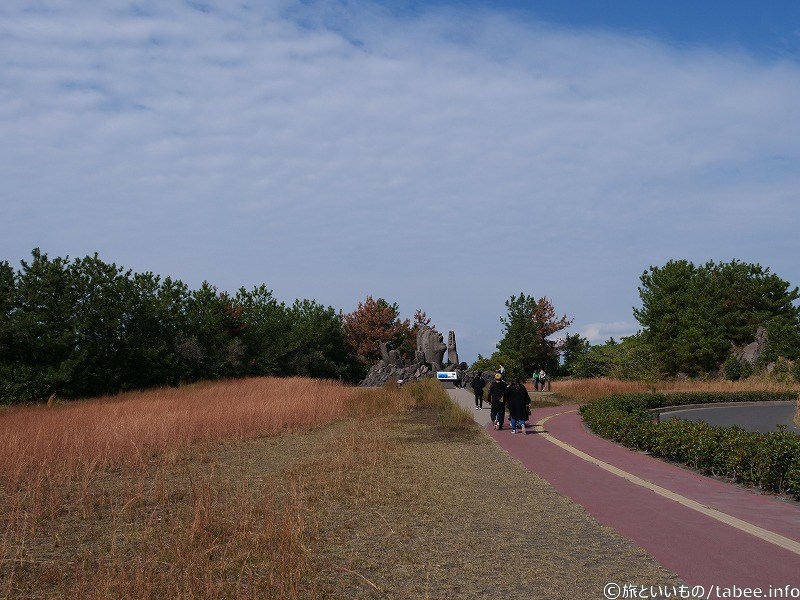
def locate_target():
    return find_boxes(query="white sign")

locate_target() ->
[436,371,458,380]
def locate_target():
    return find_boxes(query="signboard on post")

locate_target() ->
[436,371,458,381]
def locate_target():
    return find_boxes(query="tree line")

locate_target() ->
[0,249,425,404]
[4,251,795,403]
[561,259,800,381]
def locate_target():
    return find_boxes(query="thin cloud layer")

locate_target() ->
[2,0,799,362]
[581,322,639,345]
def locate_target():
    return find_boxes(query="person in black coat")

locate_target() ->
[506,379,532,434]
[487,373,507,430]
[471,374,486,409]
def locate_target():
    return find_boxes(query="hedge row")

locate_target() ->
[579,392,800,499]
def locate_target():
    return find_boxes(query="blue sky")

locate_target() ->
[2,0,800,364]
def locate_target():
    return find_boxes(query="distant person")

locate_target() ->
[488,373,507,430]
[532,369,540,391]
[498,364,506,380]
[471,374,486,409]
[539,369,547,392]
[506,378,532,434]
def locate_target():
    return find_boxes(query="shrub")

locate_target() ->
[581,391,800,498]
[740,361,754,379]
[470,351,524,381]
[723,355,742,381]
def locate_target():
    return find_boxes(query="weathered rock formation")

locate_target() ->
[447,331,459,367]
[735,326,768,366]
[379,341,404,368]
[417,326,447,371]
[360,325,461,387]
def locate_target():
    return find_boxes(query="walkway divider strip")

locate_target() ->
[535,410,800,557]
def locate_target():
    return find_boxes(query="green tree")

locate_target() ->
[571,334,662,380]
[180,283,247,381]
[7,249,78,399]
[470,351,524,381]
[560,333,591,376]
[496,293,572,376]
[235,285,292,377]
[121,274,190,389]
[284,299,352,379]
[761,318,800,364]
[66,254,138,396]
[0,260,14,361]
[635,259,800,375]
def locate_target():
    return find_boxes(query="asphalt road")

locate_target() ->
[660,402,800,434]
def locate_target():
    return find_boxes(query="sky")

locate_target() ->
[2,1,800,365]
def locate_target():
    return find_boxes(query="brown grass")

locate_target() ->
[1,377,680,598]
[553,376,800,404]
[0,377,396,598]
[0,377,388,489]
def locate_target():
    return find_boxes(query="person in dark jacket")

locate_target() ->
[488,373,507,430]
[471,374,486,409]
[506,378,532,434]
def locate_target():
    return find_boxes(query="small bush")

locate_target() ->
[740,361,754,379]
[723,355,742,381]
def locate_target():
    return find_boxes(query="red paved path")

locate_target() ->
[450,390,800,591]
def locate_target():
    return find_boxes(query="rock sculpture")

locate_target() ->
[379,341,404,368]
[360,324,463,387]
[447,331,459,367]
[379,341,390,364]
[417,326,447,371]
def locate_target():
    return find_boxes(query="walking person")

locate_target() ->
[539,369,547,392]
[532,368,540,392]
[506,378,532,434]
[471,373,486,409]
[455,366,464,389]
[488,373,507,430]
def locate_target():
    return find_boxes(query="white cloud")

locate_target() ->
[580,322,640,345]
[2,1,800,362]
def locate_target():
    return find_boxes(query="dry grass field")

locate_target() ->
[552,376,800,404]
[1,377,680,598]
